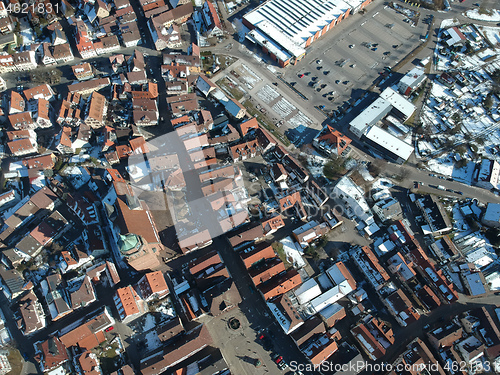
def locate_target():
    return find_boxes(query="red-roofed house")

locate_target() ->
[7,138,37,156]
[34,337,69,373]
[78,352,101,375]
[313,125,351,156]
[351,315,395,360]
[239,242,275,268]
[278,191,307,220]
[258,269,301,300]
[261,214,285,235]
[201,0,223,37]
[113,286,146,323]
[137,272,169,301]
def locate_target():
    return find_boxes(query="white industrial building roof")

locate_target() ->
[380,87,416,119]
[246,27,294,62]
[244,0,361,56]
[364,126,414,161]
[399,67,425,89]
[294,278,322,305]
[349,97,391,137]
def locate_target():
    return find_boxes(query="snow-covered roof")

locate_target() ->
[465,246,497,269]
[244,0,356,52]
[280,236,306,269]
[293,278,322,305]
[364,126,413,161]
[377,240,396,254]
[380,87,416,119]
[334,176,369,212]
[246,25,296,62]
[364,221,380,236]
[483,203,500,224]
[464,272,486,296]
[310,286,344,313]
[399,67,425,88]
[318,302,344,319]
[444,26,466,46]
[349,97,392,137]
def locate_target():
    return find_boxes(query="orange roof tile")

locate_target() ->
[116,286,140,317]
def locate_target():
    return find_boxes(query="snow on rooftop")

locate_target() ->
[244,0,356,54]
[464,272,486,296]
[246,27,294,62]
[280,236,306,269]
[484,203,500,223]
[364,126,413,161]
[310,285,344,313]
[293,278,322,305]
[349,97,392,136]
[380,87,416,119]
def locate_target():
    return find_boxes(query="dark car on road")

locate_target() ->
[258,331,273,351]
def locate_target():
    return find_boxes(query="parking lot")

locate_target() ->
[282,3,429,116]
[215,59,324,146]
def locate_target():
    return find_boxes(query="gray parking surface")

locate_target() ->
[282,4,429,115]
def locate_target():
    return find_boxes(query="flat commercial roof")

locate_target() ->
[349,97,392,136]
[380,87,416,119]
[244,0,361,56]
[364,126,413,161]
[247,21,301,60]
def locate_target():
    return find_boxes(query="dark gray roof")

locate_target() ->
[0,266,24,295]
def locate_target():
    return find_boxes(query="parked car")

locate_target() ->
[105,326,114,332]
[258,332,273,351]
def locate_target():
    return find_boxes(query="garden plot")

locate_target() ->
[257,84,280,102]
[233,64,261,89]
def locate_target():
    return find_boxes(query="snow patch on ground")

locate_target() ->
[238,64,261,87]
[465,9,500,22]
[257,85,280,102]
[304,152,328,177]
[288,112,312,129]
[372,178,394,190]
[426,157,474,184]
[272,97,296,118]
[440,18,460,29]
[359,167,374,182]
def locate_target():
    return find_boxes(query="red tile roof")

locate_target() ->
[116,286,140,317]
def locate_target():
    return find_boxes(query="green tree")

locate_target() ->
[323,155,345,180]
[484,93,493,110]
[456,159,468,168]
[450,112,462,125]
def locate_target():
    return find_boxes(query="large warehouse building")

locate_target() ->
[243,0,372,67]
